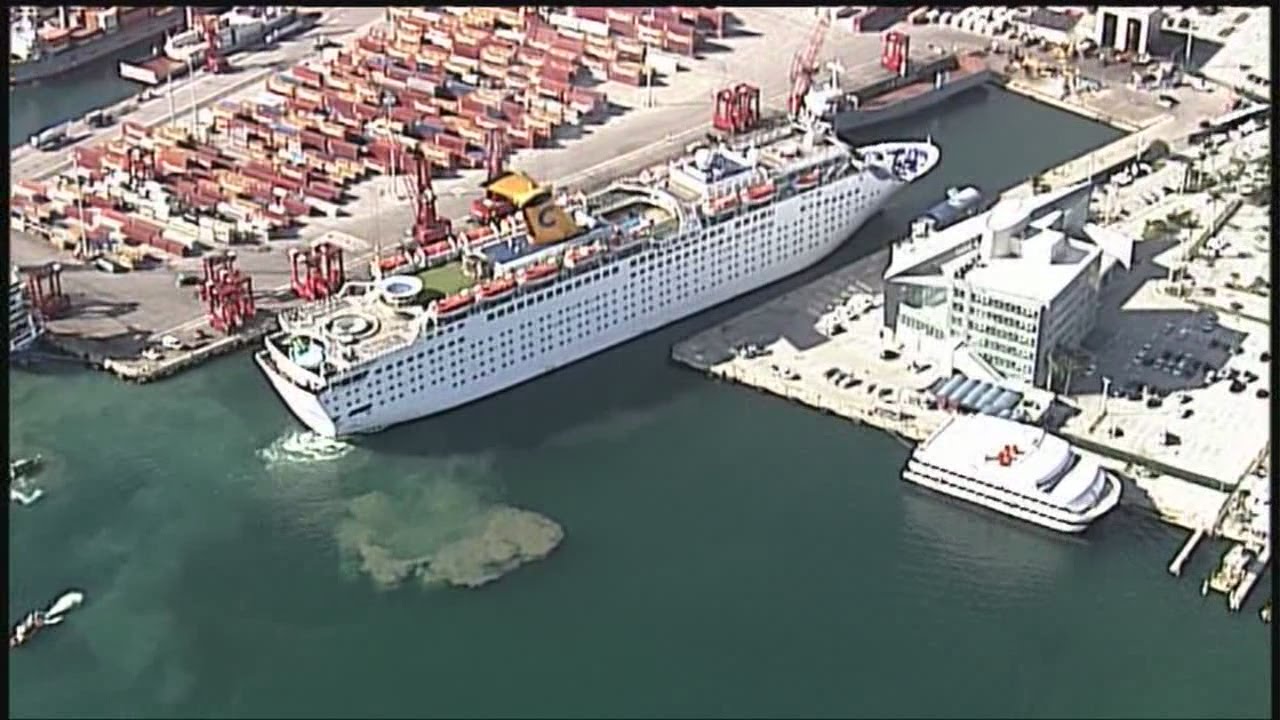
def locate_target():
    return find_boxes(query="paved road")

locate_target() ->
[11,7,386,183]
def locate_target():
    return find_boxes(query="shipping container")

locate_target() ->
[303,196,340,218]
[280,196,311,216]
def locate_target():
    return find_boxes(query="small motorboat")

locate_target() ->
[9,455,42,482]
[9,591,85,650]
[10,612,47,649]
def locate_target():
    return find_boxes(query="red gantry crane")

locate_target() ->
[787,10,832,120]
[202,14,230,74]
[199,252,255,333]
[288,242,346,301]
[408,149,451,246]
[711,82,762,135]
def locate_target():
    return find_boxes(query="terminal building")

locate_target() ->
[1093,6,1165,55]
[881,182,1133,390]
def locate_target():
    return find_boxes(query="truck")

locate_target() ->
[29,123,70,151]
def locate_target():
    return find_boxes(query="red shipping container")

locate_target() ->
[281,196,311,216]
[571,7,609,23]
[317,181,345,201]
[540,64,572,85]
[434,133,468,153]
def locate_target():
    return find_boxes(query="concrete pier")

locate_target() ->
[1168,526,1206,577]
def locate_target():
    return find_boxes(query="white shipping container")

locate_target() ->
[645,49,681,76]
[577,18,609,37]
[494,28,525,44]
[163,228,196,247]
[303,196,339,218]
[547,13,579,32]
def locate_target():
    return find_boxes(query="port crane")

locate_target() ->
[408,150,451,246]
[787,9,832,120]
[201,14,229,74]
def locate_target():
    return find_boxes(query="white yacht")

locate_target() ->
[903,414,1121,533]
[9,266,42,355]
[257,118,940,436]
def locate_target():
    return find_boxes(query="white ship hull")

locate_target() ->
[258,137,940,437]
[902,461,1122,533]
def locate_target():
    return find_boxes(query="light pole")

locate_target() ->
[187,57,198,135]
[1100,375,1111,425]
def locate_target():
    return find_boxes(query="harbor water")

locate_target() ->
[8,37,160,147]
[8,85,1271,718]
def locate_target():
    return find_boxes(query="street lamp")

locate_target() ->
[1100,375,1111,423]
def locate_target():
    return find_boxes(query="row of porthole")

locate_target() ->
[338,229,835,402]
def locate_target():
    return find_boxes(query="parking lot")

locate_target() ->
[1061,184,1270,488]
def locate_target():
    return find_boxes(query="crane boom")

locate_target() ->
[787,10,832,119]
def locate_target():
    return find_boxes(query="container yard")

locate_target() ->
[10,7,1000,382]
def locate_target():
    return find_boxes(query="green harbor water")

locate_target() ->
[8,86,1271,718]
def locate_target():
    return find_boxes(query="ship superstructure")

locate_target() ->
[9,266,43,355]
[9,6,185,85]
[903,414,1122,533]
[161,6,296,65]
[257,119,939,436]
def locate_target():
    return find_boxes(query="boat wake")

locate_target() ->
[258,431,354,466]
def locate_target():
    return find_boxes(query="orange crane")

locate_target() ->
[787,10,832,120]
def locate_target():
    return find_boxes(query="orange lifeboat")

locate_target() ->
[478,276,517,302]
[465,225,496,247]
[519,262,559,287]
[793,169,820,190]
[564,244,603,271]
[744,181,776,206]
[435,292,475,318]
[425,240,455,260]
[701,193,739,218]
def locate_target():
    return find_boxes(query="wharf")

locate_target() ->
[670,62,1266,547]
[11,9,996,384]
[670,246,949,445]
[669,248,1222,530]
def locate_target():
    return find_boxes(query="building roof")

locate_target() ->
[960,235,1099,304]
[1026,7,1080,33]
[883,182,1092,282]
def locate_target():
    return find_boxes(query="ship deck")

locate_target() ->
[414,261,472,298]
[861,54,990,111]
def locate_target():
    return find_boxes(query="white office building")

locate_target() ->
[881,182,1132,389]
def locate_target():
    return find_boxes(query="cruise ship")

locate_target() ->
[9,266,43,355]
[257,119,939,436]
[9,6,184,86]
[903,414,1122,533]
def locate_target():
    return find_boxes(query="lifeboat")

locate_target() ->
[434,292,475,318]
[425,240,457,263]
[793,169,821,190]
[477,276,517,302]
[744,181,777,206]
[701,193,739,218]
[464,225,496,247]
[564,244,603,271]
[519,262,559,287]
